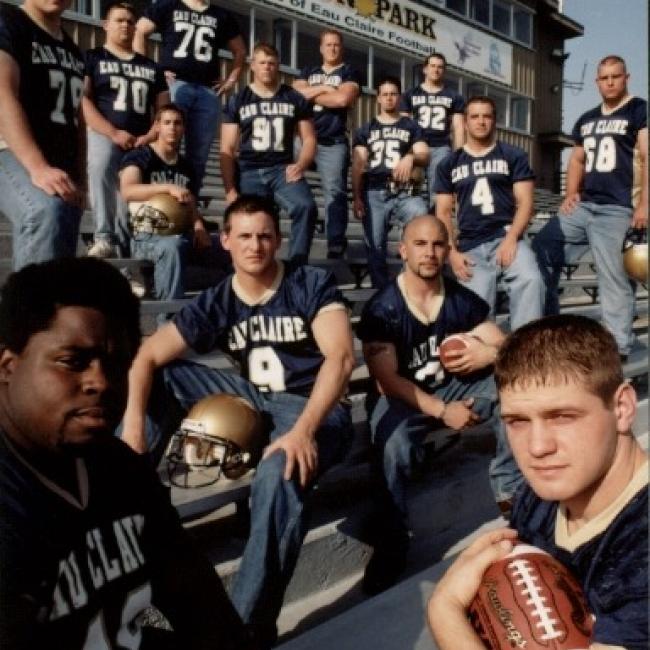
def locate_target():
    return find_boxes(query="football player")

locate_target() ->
[428,314,648,650]
[357,214,522,595]
[134,0,246,194]
[293,29,361,259]
[400,52,465,208]
[0,257,249,649]
[352,76,429,289]
[83,1,169,259]
[435,95,544,331]
[0,0,85,270]
[532,55,648,358]
[121,194,355,647]
[119,103,211,302]
[221,42,318,265]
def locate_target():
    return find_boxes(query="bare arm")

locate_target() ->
[121,323,189,452]
[263,308,355,486]
[632,127,648,228]
[451,113,465,150]
[495,179,534,268]
[351,145,368,219]
[219,122,241,203]
[215,35,247,96]
[437,191,474,281]
[134,89,171,147]
[292,79,333,101]
[0,51,79,202]
[133,17,156,56]
[286,118,316,182]
[119,165,193,204]
[560,145,585,214]
[311,81,359,109]
[82,77,136,149]
[442,321,505,375]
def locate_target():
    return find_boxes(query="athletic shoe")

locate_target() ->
[87,240,114,258]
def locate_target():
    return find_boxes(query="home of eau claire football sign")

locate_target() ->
[255,0,513,85]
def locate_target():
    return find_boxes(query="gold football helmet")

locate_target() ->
[129,193,191,236]
[622,228,648,284]
[166,394,264,488]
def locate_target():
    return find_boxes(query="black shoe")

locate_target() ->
[362,547,407,596]
[497,499,513,520]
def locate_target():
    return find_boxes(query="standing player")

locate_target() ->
[428,314,648,649]
[0,257,250,649]
[83,1,169,259]
[120,103,211,302]
[121,195,355,647]
[0,0,85,270]
[533,56,647,358]
[293,29,361,258]
[221,43,318,264]
[134,0,246,194]
[435,95,544,330]
[357,214,522,595]
[401,52,465,208]
[352,76,429,289]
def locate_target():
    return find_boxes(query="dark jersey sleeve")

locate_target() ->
[222,94,239,124]
[143,0,171,28]
[219,9,242,42]
[451,93,465,114]
[301,267,345,320]
[357,297,398,344]
[433,152,455,193]
[411,121,426,145]
[399,89,413,114]
[352,124,369,149]
[294,90,314,121]
[119,146,148,174]
[0,7,21,59]
[510,147,535,182]
[173,285,228,354]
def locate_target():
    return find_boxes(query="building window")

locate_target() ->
[297,31,322,72]
[345,46,369,88]
[465,81,486,100]
[446,0,467,14]
[469,0,489,26]
[513,6,532,45]
[510,96,530,131]
[374,51,403,90]
[492,0,511,36]
[445,73,461,94]
[273,19,293,67]
[487,87,508,127]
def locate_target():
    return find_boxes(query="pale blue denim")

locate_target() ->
[426,144,451,209]
[363,188,427,289]
[87,129,130,256]
[240,164,317,264]
[169,79,220,193]
[368,373,523,544]
[460,236,544,331]
[142,360,352,647]
[532,202,635,355]
[0,149,81,270]
[314,142,349,255]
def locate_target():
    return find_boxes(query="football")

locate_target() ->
[438,334,469,368]
[468,544,593,649]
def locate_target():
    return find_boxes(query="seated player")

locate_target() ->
[357,214,522,595]
[120,103,211,301]
[435,95,544,330]
[0,257,249,649]
[428,314,648,650]
[352,76,429,289]
[120,195,355,648]
[221,42,318,265]
[83,1,169,258]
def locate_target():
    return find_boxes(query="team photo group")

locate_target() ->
[0,0,647,647]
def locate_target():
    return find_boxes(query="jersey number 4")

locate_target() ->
[471,177,495,215]
[173,22,215,62]
[583,136,616,173]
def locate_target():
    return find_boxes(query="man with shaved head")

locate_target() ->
[357,214,522,594]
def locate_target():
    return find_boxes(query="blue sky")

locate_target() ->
[560,0,648,131]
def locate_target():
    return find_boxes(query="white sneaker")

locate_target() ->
[129,280,146,298]
[87,240,114,258]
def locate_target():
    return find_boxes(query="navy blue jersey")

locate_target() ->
[174,263,345,395]
[120,144,197,197]
[85,47,166,137]
[399,85,465,147]
[357,275,489,392]
[353,117,426,190]
[0,4,84,178]
[223,84,313,170]
[435,142,535,252]
[297,63,360,143]
[144,0,241,86]
[0,433,191,647]
[572,97,647,207]
[511,475,649,649]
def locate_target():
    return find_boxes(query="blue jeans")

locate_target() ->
[368,374,522,545]
[143,360,352,646]
[460,236,544,331]
[363,188,427,289]
[426,144,451,209]
[532,202,635,354]
[131,232,190,301]
[240,165,317,264]
[0,149,81,270]
[314,142,349,255]
[169,80,220,193]
[87,129,130,256]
